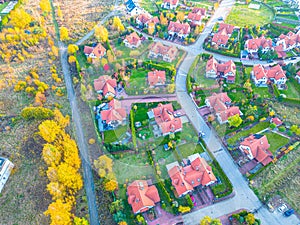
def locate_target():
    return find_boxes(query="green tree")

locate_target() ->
[228,114,243,128]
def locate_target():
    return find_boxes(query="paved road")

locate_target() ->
[173,0,300,224]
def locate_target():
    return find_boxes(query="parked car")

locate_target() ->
[199,131,205,137]
[284,209,294,217]
[267,59,274,63]
[217,16,223,21]
[278,203,288,213]
[290,57,296,60]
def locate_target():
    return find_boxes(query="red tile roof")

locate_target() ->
[212,33,229,46]
[149,42,178,60]
[125,32,141,46]
[168,154,217,197]
[187,7,206,22]
[278,31,300,48]
[137,13,152,24]
[84,43,106,58]
[218,23,234,35]
[240,135,272,166]
[168,21,190,35]
[206,92,231,113]
[252,64,266,80]
[274,44,286,59]
[148,70,166,86]
[152,103,182,135]
[206,58,236,77]
[217,106,241,123]
[266,64,286,81]
[246,36,273,51]
[94,75,117,96]
[271,117,283,126]
[101,99,126,124]
[147,16,160,25]
[127,180,160,214]
[163,0,179,5]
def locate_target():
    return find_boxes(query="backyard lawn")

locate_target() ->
[139,0,159,13]
[227,122,270,145]
[279,80,300,99]
[104,125,128,143]
[263,132,290,154]
[125,69,148,95]
[179,143,205,158]
[225,3,274,27]
[252,86,272,98]
[194,61,217,88]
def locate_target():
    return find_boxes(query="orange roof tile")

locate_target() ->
[148,70,166,86]
[212,33,229,46]
[217,106,240,122]
[206,92,231,113]
[125,32,141,46]
[127,180,160,214]
[246,36,273,51]
[149,42,178,60]
[240,135,272,166]
[168,21,190,35]
[94,75,117,95]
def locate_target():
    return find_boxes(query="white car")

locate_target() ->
[278,203,288,213]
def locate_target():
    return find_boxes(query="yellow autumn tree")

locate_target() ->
[58,134,81,170]
[57,163,83,192]
[47,166,59,182]
[67,44,79,55]
[57,5,63,19]
[9,8,33,29]
[44,199,73,225]
[74,217,89,225]
[53,109,70,128]
[104,180,118,192]
[112,16,125,32]
[40,0,51,13]
[60,27,69,41]
[42,143,62,166]
[95,25,108,42]
[148,22,155,35]
[68,55,76,64]
[176,12,185,22]
[160,13,168,25]
[39,120,62,143]
[47,182,66,200]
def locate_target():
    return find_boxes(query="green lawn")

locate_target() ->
[104,125,128,143]
[227,122,270,145]
[252,86,272,98]
[225,3,274,27]
[194,61,217,88]
[113,151,155,184]
[125,69,148,95]
[140,0,159,13]
[279,80,300,99]
[0,2,9,13]
[179,143,205,158]
[263,132,290,154]
[227,90,247,102]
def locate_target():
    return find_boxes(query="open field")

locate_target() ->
[252,146,300,213]
[225,3,274,27]
[53,0,114,40]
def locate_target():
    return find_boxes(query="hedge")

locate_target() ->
[130,110,137,150]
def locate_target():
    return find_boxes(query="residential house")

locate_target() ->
[270,117,283,126]
[211,23,235,47]
[161,0,179,10]
[239,134,273,166]
[127,180,160,214]
[125,0,143,16]
[148,42,178,62]
[166,153,217,197]
[205,92,242,124]
[168,21,191,39]
[148,70,166,87]
[205,57,236,83]
[187,7,206,26]
[276,31,300,51]
[94,75,117,98]
[295,71,300,83]
[101,99,126,128]
[84,43,106,61]
[244,36,273,55]
[251,64,287,89]
[123,32,142,49]
[136,13,159,27]
[0,157,14,193]
[151,103,182,136]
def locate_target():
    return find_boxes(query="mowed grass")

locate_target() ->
[104,125,128,143]
[179,143,205,158]
[125,69,147,94]
[225,3,274,27]
[227,122,270,145]
[252,86,272,98]
[263,132,290,154]
[279,80,300,99]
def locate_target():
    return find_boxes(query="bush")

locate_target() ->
[21,107,54,120]
[278,126,286,132]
